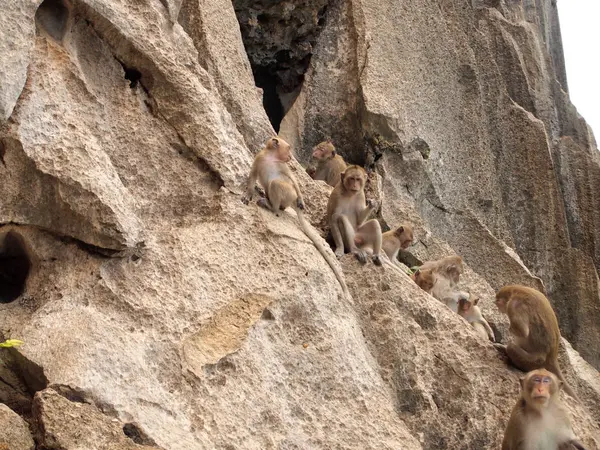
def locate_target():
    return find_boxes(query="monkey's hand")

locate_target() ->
[366,199,379,211]
[306,166,316,178]
[334,247,345,259]
[296,198,305,210]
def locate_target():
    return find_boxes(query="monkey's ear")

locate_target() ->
[472,296,479,305]
[519,377,525,389]
[396,226,404,235]
[557,380,564,391]
[340,171,346,181]
[332,149,336,156]
[272,137,279,147]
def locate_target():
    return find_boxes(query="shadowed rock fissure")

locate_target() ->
[233,0,329,131]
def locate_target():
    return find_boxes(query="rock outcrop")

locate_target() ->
[1,0,599,448]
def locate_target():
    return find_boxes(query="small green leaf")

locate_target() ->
[0,339,24,348]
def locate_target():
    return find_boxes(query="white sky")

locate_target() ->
[557,1,600,141]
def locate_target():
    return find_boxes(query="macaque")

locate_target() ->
[242,137,349,297]
[457,293,495,342]
[414,255,464,311]
[502,369,586,450]
[306,140,347,187]
[382,225,414,263]
[494,285,576,398]
[326,165,383,265]
[412,268,435,293]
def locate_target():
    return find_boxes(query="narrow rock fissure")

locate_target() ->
[233,0,330,131]
[0,231,32,303]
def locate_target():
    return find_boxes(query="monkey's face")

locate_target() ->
[415,270,435,292]
[522,370,559,406]
[495,295,508,313]
[342,169,366,192]
[458,299,471,314]
[312,143,335,160]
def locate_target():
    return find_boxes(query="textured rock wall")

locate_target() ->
[0,0,599,448]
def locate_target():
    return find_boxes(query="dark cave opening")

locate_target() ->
[254,69,285,132]
[35,0,70,41]
[232,0,329,131]
[0,232,31,304]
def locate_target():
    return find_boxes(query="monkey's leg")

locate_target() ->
[357,219,382,266]
[506,343,547,371]
[340,216,367,263]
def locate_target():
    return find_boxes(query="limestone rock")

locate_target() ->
[0,404,34,450]
[0,0,599,448]
[33,387,162,449]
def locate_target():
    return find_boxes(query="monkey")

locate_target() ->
[494,285,577,398]
[382,225,414,263]
[242,137,350,298]
[457,293,495,342]
[306,140,347,187]
[412,255,464,311]
[326,165,383,266]
[502,369,587,450]
[411,268,435,293]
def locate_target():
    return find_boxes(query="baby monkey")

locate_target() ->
[382,225,414,263]
[457,293,495,342]
[502,369,586,450]
[306,140,347,187]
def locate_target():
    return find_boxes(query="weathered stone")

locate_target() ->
[33,387,162,449]
[0,0,599,448]
[0,404,34,450]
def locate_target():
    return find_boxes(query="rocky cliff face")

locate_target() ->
[0,0,599,449]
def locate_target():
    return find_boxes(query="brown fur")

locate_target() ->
[382,225,414,263]
[307,141,347,187]
[495,285,576,398]
[502,369,585,450]
[242,137,350,298]
[416,255,464,312]
[326,165,383,266]
[412,268,435,293]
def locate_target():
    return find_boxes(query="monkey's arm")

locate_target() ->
[481,318,495,342]
[357,200,375,224]
[505,343,547,371]
[330,214,346,257]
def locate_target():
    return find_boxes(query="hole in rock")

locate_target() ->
[123,423,159,446]
[123,66,142,89]
[0,232,32,304]
[35,0,70,41]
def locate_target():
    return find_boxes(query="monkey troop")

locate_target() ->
[242,137,584,447]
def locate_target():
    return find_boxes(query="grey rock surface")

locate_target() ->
[0,0,599,449]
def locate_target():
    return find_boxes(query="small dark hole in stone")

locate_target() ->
[123,423,157,446]
[261,308,275,321]
[0,232,31,303]
[257,14,269,25]
[131,254,141,262]
[124,67,142,89]
[35,0,69,41]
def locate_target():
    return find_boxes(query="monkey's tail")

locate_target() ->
[546,359,578,399]
[295,209,352,300]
